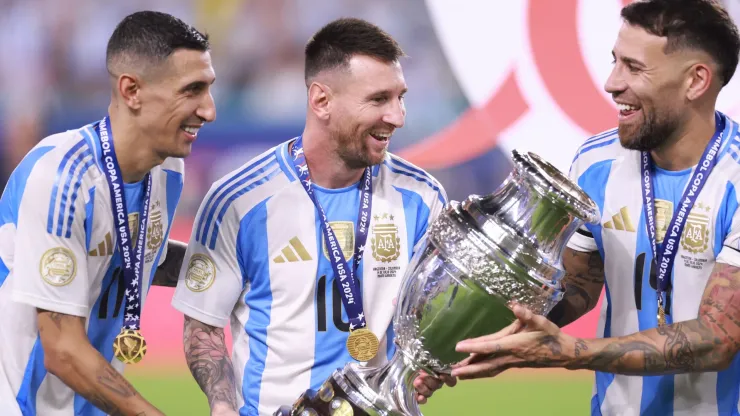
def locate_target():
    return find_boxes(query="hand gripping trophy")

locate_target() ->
[276,150,600,416]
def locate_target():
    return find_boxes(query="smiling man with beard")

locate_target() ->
[449,1,740,415]
[171,18,454,416]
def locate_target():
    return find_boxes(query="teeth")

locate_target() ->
[617,103,638,112]
[182,126,200,136]
[371,133,391,139]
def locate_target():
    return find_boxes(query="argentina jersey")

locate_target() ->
[0,121,183,415]
[566,112,740,416]
[172,139,447,416]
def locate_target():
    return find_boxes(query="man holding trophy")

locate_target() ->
[451,1,740,415]
[171,18,454,416]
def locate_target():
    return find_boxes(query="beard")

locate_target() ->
[333,128,386,169]
[618,107,681,152]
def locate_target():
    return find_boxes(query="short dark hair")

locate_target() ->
[304,17,405,83]
[621,0,740,86]
[106,11,210,75]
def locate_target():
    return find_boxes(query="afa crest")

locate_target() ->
[371,213,401,263]
[145,201,164,263]
[681,203,711,254]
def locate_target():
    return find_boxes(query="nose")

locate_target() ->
[604,64,627,97]
[197,91,217,123]
[383,97,406,129]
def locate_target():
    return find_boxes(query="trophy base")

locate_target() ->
[274,351,422,416]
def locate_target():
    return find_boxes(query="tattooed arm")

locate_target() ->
[547,247,605,327]
[184,315,239,414]
[152,240,187,287]
[452,262,740,379]
[38,309,162,415]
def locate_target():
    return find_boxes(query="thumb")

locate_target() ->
[512,304,534,323]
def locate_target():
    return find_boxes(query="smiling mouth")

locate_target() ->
[181,126,201,138]
[617,103,640,118]
[370,132,391,142]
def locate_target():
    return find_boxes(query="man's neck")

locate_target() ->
[108,110,164,183]
[650,112,718,171]
[299,131,365,189]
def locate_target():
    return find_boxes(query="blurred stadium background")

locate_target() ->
[6,0,740,414]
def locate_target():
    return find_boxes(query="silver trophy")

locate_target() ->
[275,150,600,416]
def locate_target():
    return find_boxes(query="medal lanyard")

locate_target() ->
[291,136,372,331]
[96,116,152,332]
[641,113,724,325]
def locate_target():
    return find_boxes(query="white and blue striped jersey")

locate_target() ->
[0,122,184,415]
[567,112,740,416]
[172,139,447,416]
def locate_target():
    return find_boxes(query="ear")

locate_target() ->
[685,63,713,101]
[117,73,142,110]
[308,81,332,121]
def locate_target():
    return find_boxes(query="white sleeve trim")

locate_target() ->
[171,298,229,328]
[567,231,598,252]
[12,291,89,317]
[717,246,740,268]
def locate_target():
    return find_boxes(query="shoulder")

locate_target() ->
[194,142,293,246]
[569,128,629,178]
[160,157,185,175]
[379,152,447,204]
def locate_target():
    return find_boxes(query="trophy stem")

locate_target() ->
[340,350,422,415]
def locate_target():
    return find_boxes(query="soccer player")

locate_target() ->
[172,18,453,416]
[450,1,740,415]
[0,11,216,415]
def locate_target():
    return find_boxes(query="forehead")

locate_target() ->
[342,55,406,93]
[614,22,668,61]
[156,49,215,85]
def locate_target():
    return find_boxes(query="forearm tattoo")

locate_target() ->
[184,317,238,410]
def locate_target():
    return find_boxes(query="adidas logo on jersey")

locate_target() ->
[273,237,313,263]
[603,207,636,232]
[89,232,114,257]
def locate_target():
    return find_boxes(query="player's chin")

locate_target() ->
[168,144,193,159]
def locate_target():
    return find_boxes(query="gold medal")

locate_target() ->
[657,304,666,327]
[113,328,147,364]
[346,328,379,362]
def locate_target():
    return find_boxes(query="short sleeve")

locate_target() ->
[171,189,245,328]
[566,154,598,253]
[12,159,92,317]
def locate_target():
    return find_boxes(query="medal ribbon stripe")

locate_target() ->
[641,113,725,325]
[291,137,375,344]
[96,116,152,362]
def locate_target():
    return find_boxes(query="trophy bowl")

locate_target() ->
[275,150,600,416]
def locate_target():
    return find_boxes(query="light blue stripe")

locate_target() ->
[47,139,86,234]
[148,169,183,288]
[576,159,613,414]
[56,146,91,236]
[196,151,275,243]
[84,187,96,252]
[573,137,618,164]
[583,128,618,145]
[388,156,435,183]
[0,256,8,288]
[206,165,281,250]
[238,202,271,415]
[383,161,445,204]
[0,145,54,227]
[63,157,96,238]
[16,337,46,415]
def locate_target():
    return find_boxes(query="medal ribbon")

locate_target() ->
[96,116,152,331]
[641,113,724,318]
[291,136,372,330]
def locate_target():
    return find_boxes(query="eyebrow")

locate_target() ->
[180,78,216,93]
[368,87,408,98]
[612,51,646,68]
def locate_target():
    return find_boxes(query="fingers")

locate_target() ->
[440,374,457,387]
[413,372,444,398]
[454,319,524,351]
[450,356,512,380]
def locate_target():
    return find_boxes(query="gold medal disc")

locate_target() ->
[113,329,147,364]
[346,328,379,362]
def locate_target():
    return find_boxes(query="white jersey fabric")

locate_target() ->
[172,139,447,415]
[567,112,740,416]
[0,121,184,415]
